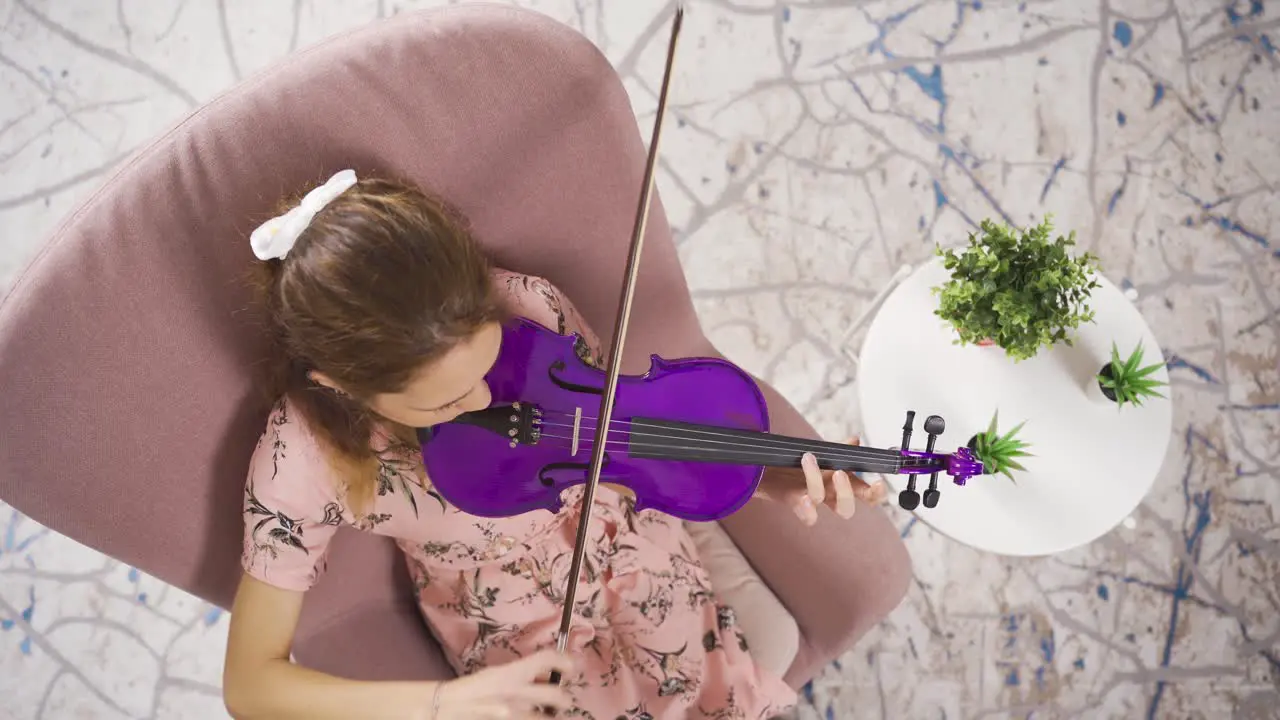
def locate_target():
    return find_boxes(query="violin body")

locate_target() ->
[419,316,771,521]
[419,317,984,521]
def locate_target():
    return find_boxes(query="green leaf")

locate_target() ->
[1134,363,1161,378]
[1124,343,1143,375]
[1104,340,1168,409]
[999,420,1027,444]
[971,410,1033,481]
[930,216,1101,362]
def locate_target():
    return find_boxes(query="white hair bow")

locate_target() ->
[250,169,358,260]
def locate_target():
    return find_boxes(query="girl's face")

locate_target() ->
[376,321,503,427]
[314,322,503,428]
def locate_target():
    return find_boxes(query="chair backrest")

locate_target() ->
[0,4,698,610]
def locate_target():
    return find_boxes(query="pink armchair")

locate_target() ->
[0,5,909,689]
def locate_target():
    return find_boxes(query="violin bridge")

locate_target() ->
[571,407,583,457]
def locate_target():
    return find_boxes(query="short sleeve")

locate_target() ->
[493,270,604,366]
[241,400,344,593]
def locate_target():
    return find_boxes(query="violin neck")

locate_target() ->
[626,417,905,474]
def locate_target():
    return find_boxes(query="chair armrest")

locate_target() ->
[292,528,455,682]
[718,372,912,687]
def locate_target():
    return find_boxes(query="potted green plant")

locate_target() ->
[932,216,1102,361]
[1096,341,1167,408]
[966,410,1033,484]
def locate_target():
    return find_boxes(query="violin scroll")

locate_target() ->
[895,410,983,511]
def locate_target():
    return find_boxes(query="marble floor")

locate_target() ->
[1,0,1277,718]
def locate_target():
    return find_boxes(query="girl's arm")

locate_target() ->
[222,572,437,720]
[223,572,576,719]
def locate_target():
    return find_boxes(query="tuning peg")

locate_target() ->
[918,415,944,508]
[898,487,920,510]
[897,411,920,510]
[922,417,941,453]
[923,415,945,436]
[922,478,940,508]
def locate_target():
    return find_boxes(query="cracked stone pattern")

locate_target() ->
[1,1,1277,718]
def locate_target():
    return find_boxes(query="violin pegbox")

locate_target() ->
[895,410,983,511]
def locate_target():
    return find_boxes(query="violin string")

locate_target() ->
[533,432,906,471]
[533,418,902,460]
[537,410,901,454]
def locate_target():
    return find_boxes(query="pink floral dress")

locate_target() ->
[240,271,797,719]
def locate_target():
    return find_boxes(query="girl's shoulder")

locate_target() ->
[247,396,344,509]
[241,397,348,591]
[490,269,602,366]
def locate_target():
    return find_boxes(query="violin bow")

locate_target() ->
[548,3,685,684]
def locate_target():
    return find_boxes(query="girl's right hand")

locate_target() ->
[428,649,577,719]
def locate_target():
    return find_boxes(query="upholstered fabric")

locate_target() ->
[0,4,909,688]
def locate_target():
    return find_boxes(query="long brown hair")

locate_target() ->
[248,176,504,509]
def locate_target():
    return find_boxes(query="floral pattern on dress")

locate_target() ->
[240,270,796,719]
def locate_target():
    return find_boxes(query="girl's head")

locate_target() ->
[249,170,505,500]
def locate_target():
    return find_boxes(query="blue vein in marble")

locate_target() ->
[1165,354,1220,383]
[865,4,948,134]
[940,145,1007,225]
[904,65,946,132]
[860,2,1019,229]
[1176,188,1273,251]
[1226,0,1265,27]
[1041,157,1067,203]
[1113,21,1133,48]
[1107,159,1131,215]
[1211,215,1270,250]
[2,511,47,556]
[1147,430,1214,720]
[3,509,17,551]
[1,586,36,655]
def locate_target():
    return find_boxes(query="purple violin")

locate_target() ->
[418,316,983,520]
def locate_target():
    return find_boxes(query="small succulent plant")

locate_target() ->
[1097,341,1167,408]
[968,410,1032,484]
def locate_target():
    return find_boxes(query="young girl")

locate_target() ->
[222,170,883,719]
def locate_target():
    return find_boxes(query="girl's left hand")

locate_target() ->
[752,436,889,525]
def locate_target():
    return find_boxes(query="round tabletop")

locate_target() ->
[857,258,1173,556]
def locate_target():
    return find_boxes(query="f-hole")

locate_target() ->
[538,453,613,487]
[548,359,603,395]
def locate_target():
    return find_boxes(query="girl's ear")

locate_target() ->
[308,371,349,397]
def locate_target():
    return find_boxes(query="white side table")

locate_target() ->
[856,258,1173,556]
